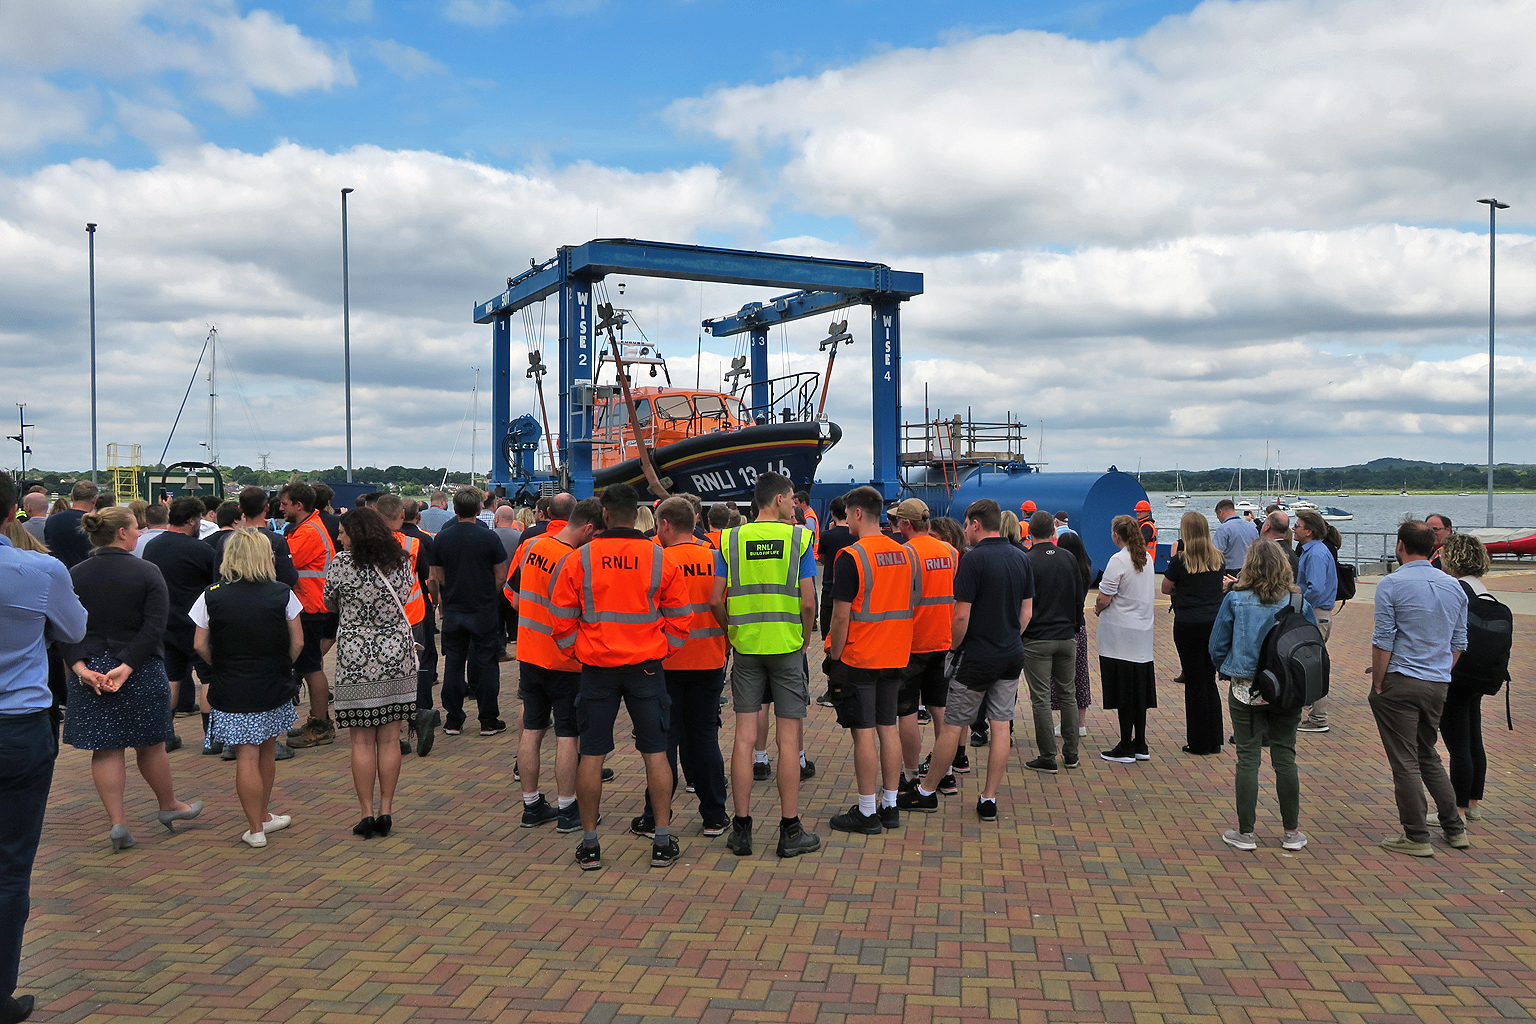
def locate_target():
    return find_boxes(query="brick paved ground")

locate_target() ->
[22,587,1536,1024]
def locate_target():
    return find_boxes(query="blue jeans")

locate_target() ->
[0,711,56,1001]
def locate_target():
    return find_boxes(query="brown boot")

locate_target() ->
[286,717,336,748]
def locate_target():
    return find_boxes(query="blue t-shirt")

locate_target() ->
[953,537,1034,661]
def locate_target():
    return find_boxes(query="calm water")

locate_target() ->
[1143,491,1536,536]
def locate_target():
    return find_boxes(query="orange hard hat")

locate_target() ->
[1021,500,1037,514]
[1135,499,1151,512]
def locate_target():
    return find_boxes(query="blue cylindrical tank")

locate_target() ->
[914,467,1153,578]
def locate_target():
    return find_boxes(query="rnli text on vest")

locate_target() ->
[746,540,785,560]
[601,554,641,570]
[874,551,907,567]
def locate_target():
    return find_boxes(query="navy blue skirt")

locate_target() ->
[63,655,173,751]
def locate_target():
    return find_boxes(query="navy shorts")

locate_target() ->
[824,658,900,730]
[897,650,950,717]
[519,662,581,737]
[295,612,336,674]
[576,661,671,757]
[162,638,207,684]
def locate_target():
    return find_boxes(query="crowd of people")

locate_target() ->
[0,467,1514,1023]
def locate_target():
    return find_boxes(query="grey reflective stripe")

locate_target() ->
[660,605,692,618]
[648,546,662,617]
[722,527,740,589]
[520,618,555,635]
[666,633,687,648]
[915,595,955,606]
[519,590,553,609]
[549,605,581,620]
[729,583,800,597]
[689,602,714,614]
[690,626,726,638]
[788,525,809,586]
[852,544,876,616]
[729,610,803,625]
[297,569,325,577]
[580,546,595,619]
[851,608,914,623]
[588,610,661,624]
[556,634,576,649]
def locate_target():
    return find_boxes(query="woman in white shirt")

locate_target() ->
[1095,514,1157,763]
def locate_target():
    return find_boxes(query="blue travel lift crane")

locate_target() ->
[473,238,923,500]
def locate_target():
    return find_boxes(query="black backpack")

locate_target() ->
[1255,594,1331,710]
[1452,581,1512,701]
[1326,542,1357,603]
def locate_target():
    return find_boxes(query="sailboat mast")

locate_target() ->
[207,326,217,470]
[470,366,480,490]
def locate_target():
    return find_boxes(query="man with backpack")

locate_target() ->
[1293,510,1338,733]
[1369,521,1469,857]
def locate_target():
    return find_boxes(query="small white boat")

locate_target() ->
[1458,492,1470,496]
[1320,506,1354,522]
[1235,498,1261,511]
[1290,499,1318,511]
[1166,471,1188,507]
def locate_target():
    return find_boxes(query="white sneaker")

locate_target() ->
[1282,830,1308,850]
[240,830,268,848]
[263,814,292,833]
[1222,829,1258,850]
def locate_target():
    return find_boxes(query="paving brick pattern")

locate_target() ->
[23,594,1536,1023]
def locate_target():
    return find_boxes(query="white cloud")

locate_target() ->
[371,40,447,80]
[674,0,1536,251]
[443,0,519,27]
[0,0,353,121]
[0,76,102,154]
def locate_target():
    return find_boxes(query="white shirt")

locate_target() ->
[197,519,218,539]
[189,589,303,628]
[1096,546,1155,663]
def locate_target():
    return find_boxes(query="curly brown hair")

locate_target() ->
[338,507,407,575]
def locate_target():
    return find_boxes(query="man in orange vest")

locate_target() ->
[278,481,337,749]
[506,497,602,832]
[795,490,820,542]
[1135,500,1157,563]
[550,484,691,871]
[887,498,966,792]
[825,486,918,835]
[630,496,730,839]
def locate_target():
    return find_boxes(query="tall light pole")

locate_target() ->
[9,404,32,478]
[341,188,355,483]
[1477,198,1509,527]
[86,222,98,483]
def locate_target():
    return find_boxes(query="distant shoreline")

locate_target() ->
[1145,490,1536,497]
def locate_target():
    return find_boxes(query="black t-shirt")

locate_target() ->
[1163,553,1226,623]
[319,510,342,546]
[206,526,298,588]
[831,547,861,603]
[44,508,91,569]
[142,530,221,641]
[953,537,1034,660]
[432,517,508,612]
[817,525,854,585]
[1022,542,1085,641]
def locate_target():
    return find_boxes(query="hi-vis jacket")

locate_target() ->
[506,532,580,673]
[661,537,727,671]
[829,533,920,670]
[289,510,335,614]
[549,528,691,667]
[398,532,425,625]
[903,532,958,654]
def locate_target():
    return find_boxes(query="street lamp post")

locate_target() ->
[341,187,354,484]
[9,404,33,478]
[1477,198,1509,528]
[86,222,98,484]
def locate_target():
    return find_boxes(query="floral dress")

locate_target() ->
[323,552,418,729]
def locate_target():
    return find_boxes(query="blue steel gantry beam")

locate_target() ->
[473,238,922,499]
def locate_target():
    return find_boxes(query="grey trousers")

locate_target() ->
[1024,637,1079,764]
[1368,671,1464,843]
[1301,608,1333,727]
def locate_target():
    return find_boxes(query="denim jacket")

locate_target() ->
[1208,588,1317,680]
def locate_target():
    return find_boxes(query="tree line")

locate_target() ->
[1139,458,1536,493]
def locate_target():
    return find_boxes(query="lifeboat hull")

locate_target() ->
[594,421,841,502]
[1482,530,1536,556]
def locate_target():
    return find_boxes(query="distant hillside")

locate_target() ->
[1139,459,1536,493]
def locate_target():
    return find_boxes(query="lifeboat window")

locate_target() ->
[723,396,746,423]
[653,395,694,421]
[633,399,652,428]
[694,394,726,421]
[602,398,651,430]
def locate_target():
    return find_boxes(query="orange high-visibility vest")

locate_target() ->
[661,538,726,671]
[289,510,335,614]
[398,532,425,625]
[550,532,692,667]
[706,530,722,551]
[804,508,820,546]
[1138,515,1157,562]
[507,533,580,672]
[834,534,919,670]
[904,532,958,654]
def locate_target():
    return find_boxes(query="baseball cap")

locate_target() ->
[1053,510,1069,522]
[888,498,930,522]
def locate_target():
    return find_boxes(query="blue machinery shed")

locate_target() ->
[472,238,1152,573]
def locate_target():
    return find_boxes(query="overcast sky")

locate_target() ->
[2,0,1532,481]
